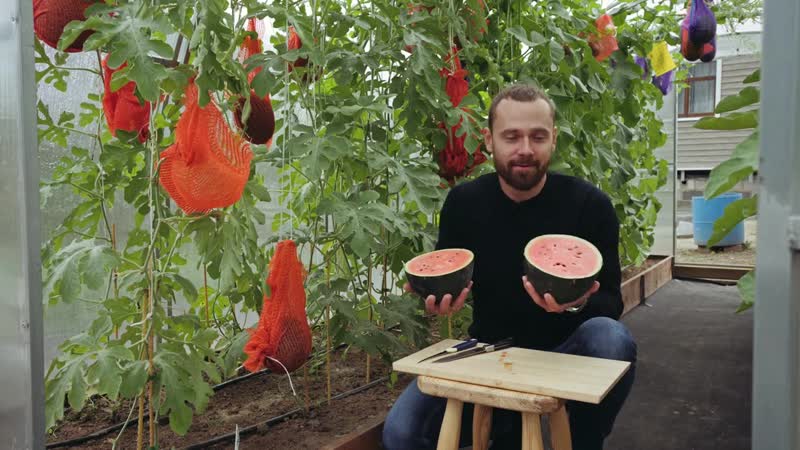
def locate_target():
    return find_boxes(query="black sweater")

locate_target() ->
[435,171,623,351]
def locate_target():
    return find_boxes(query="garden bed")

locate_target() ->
[45,256,672,449]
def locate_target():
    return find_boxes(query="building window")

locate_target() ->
[678,62,717,118]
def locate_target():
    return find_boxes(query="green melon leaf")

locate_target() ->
[707,196,758,247]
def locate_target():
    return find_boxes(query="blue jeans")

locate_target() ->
[382,317,637,450]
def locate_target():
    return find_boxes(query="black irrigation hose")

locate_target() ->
[46,343,351,449]
[673,275,738,286]
[180,375,391,450]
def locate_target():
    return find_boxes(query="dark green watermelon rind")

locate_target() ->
[523,235,603,305]
[524,261,598,305]
[405,251,474,303]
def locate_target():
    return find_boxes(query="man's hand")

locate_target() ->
[404,281,473,316]
[522,276,600,313]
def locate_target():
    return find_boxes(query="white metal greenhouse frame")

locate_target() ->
[1,0,798,448]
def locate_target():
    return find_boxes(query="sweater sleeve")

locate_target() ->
[577,190,623,320]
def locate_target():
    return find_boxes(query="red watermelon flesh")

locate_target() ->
[405,248,474,302]
[524,234,603,304]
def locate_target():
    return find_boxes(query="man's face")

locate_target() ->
[484,98,557,192]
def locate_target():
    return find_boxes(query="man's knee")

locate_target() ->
[578,317,637,363]
[382,414,418,450]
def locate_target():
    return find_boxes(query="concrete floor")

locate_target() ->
[605,279,753,450]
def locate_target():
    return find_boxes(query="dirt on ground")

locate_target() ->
[46,350,411,450]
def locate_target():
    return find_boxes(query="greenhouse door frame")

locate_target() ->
[1,0,45,448]
[753,0,800,448]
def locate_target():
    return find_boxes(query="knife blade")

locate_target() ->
[417,338,480,363]
[431,338,514,363]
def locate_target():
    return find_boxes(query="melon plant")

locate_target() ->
[405,249,474,302]
[524,234,603,304]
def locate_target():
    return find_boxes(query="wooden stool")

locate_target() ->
[418,376,572,450]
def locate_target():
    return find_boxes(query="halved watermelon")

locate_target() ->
[524,234,603,305]
[405,248,474,302]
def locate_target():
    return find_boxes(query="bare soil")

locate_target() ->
[46,350,411,450]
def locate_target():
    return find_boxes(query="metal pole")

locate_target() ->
[0,0,45,448]
[672,76,679,260]
[753,0,800,448]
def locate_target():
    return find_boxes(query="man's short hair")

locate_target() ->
[487,83,557,132]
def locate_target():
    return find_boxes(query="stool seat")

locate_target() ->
[418,376,573,450]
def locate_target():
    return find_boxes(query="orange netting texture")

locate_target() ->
[158,81,253,215]
[33,0,95,52]
[588,14,619,62]
[102,55,151,143]
[243,239,312,374]
[234,18,275,146]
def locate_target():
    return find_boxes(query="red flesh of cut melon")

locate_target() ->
[525,235,601,278]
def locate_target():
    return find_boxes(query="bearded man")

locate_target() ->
[382,83,637,450]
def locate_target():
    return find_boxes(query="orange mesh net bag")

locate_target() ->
[243,239,312,373]
[158,80,253,215]
[588,14,619,62]
[33,0,95,52]
[234,18,275,146]
[102,55,151,143]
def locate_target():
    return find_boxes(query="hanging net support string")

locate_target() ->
[234,357,298,397]
[281,0,292,242]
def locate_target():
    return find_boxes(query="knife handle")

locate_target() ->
[446,338,478,352]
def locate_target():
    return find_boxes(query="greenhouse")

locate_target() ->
[2,0,798,449]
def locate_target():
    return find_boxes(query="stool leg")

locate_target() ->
[437,398,464,450]
[521,412,545,450]
[549,405,573,450]
[472,404,493,450]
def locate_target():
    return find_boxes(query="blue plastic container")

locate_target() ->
[692,192,746,247]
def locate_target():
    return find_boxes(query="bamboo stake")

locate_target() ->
[136,288,148,450]
[136,393,144,450]
[204,264,210,327]
[304,364,310,413]
[146,287,155,448]
[112,223,119,339]
[366,258,373,384]
[326,259,332,405]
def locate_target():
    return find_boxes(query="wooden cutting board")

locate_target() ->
[392,339,631,404]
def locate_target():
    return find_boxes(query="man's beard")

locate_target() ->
[495,157,549,191]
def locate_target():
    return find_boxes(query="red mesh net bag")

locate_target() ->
[287,26,308,72]
[588,14,618,62]
[158,81,253,215]
[437,116,486,185]
[439,47,469,108]
[101,55,151,143]
[243,239,312,373]
[33,0,95,52]
[235,18,275,146]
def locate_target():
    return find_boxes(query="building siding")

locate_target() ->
[677,54,760,171]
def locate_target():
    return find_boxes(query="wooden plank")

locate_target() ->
[643,256,673,298]
[673,263,753,281]
[417,376,563,413]
[392,340,630,404]
[621,275,642,317]
[320,414,386,450]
